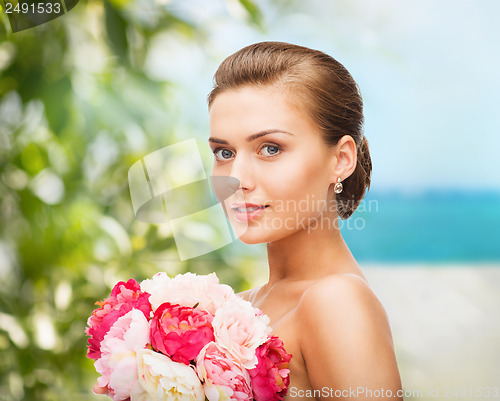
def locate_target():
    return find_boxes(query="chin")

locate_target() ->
[231,226,265,245]
[232,224,296,245]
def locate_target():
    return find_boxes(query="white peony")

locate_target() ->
[140,272,236,314]
[132,348,205,401]
[139,272,172,303]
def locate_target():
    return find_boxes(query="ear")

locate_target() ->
[328,135,357,183]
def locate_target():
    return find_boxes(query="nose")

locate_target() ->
[230,153,255,192]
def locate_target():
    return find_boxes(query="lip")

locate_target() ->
[230,203,269,222]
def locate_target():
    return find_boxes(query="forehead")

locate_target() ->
[209,85,317,137]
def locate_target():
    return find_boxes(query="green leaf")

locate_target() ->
[237,0,264,28]
[104,0,129,63]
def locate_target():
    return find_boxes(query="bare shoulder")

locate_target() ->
[296,273,393,343]
[299,273,387,318]
[295,273,402,397]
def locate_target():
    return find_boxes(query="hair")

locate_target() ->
[208,41,371,220]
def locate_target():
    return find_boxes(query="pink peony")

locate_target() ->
[94,309,150,400]
[212,298,271,369]
[86,279,152,360]
[248,336,292,401]
[150,302,215,365]
[196,342,252,401]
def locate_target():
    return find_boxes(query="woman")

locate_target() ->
[208,41,403,400]
[95,41,403,400]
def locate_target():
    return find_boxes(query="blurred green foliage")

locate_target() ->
[0,1,264,399]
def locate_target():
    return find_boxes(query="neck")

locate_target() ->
[265,213,363,286]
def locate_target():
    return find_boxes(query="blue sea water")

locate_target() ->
[340,189,500,263]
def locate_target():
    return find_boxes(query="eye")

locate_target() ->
[213,148,234,161]
[260,144,281,157]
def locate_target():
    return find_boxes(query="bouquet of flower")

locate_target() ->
[86,272,292,401]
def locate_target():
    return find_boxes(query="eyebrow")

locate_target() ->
[208,129,294,145]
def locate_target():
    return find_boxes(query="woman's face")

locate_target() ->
[209,85,337,244]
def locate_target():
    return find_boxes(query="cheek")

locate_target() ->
[262,156,330,204]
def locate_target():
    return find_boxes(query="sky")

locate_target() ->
[146,0,500,193]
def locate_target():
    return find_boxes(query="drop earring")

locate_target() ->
[334,177,343,194]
